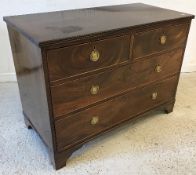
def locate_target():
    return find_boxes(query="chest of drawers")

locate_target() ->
[4,3,194,170]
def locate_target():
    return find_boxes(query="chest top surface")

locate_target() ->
[4,3,194,46]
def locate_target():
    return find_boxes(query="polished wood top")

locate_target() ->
[4,3,194,46]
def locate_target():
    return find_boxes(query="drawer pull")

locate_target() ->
[152,92,158,100]
[91,116,99,125]
[90,49,100,62]
[90,85,99,95]
[155,65,162,73]
[160,35,167,45]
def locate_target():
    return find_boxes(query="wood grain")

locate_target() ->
[133,23,189,59]
[4,3,194,170]
[3,3,194,46]
[55,76,178,151]
[51,48,183,118]
[47,35,130,81]
[7,26,54,150]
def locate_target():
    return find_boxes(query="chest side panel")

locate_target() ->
[7,26,54,150]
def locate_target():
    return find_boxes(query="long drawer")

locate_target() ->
[51,48,183,118]
[55,76,178,151]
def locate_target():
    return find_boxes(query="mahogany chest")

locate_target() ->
[4,3,194,170]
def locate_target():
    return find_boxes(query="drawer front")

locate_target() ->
[47,35,130,81]
[51,48,183,117]
[55,76,178,151]
[133,23,188,59]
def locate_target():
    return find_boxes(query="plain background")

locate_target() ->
[0,0,195,82]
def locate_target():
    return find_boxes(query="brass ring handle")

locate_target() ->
[91,116,99,125]
[152,92,158,100]
[90,49,100,62]
[160,35,167,45]
[155,65,162,73]
[90,85,99,95]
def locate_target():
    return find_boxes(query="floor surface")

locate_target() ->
[0,73,196,175]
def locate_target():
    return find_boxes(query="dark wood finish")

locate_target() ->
[51,48,183,117]
[133,23,189,59]
[7,27,55,151]
[50,144,82,169]
[55,76,178,151]
[47,35,130,81]
[3,3,194,46]
[53,99,176,170]
[164,101,175,114]
[4,3,194,170]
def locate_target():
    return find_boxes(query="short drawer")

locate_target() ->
[47,35,130,81]
[133,23,188,59]
[55,76,178,151]
[51,48,183,117]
